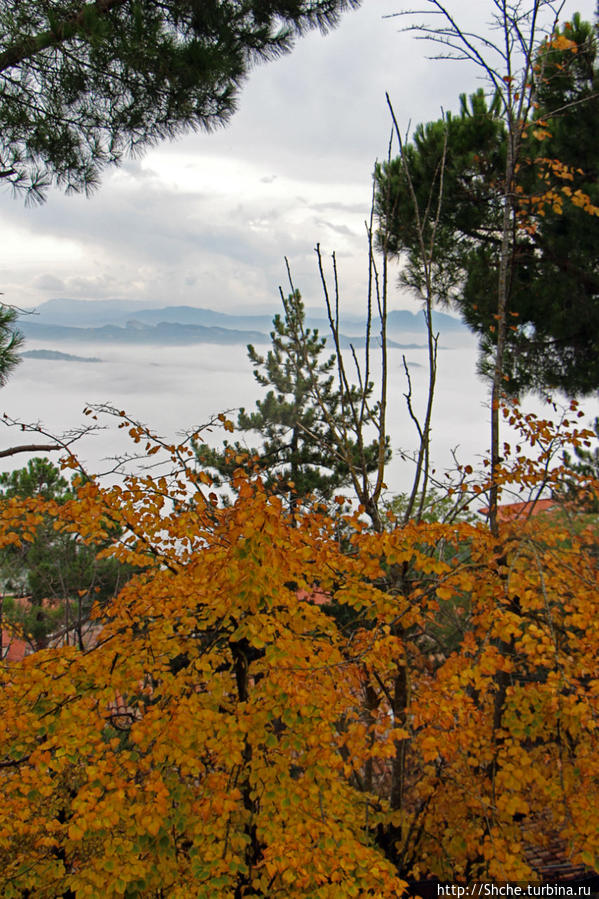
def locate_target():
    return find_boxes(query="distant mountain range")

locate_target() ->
[17,297,466,350]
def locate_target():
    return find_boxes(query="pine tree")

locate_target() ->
[0,304,21,385]
[0,458,137,650]
[561,415,599,510]
[375,13,599,395]
[0,0,360,201]
[196,290,384,510]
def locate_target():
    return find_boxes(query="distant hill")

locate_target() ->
[17,299,467,354]
[386,309,465,333]
[17,320,271,347]
[24,298,466,337]
[17,318,418,350]
[21,349,102,362]
[23,298,157,326]
[24,298,278,330]
[126,305,465,336]
[121,305,277,332]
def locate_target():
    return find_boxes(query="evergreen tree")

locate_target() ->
[0,303,22,385]
[196,290,385,509]
[0,458,138,649]
[375,13,599,395]
[0,0,360,201]
[0,455,69,501]
[561,415,599,511]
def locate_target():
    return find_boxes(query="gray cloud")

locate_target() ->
[0,0,593,319]
[32,274,66,292]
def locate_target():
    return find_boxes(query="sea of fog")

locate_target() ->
[1,331,598,501]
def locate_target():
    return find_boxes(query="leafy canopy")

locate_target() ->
[0,407,598,892]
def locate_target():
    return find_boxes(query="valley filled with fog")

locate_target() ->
[2,324,595,504]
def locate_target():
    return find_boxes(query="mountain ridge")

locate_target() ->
[23,297,466,336]
[17,319,421,350]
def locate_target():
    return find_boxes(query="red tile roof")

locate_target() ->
[297,587,330,606]
[1,630,28,662]
[479,498,556,522]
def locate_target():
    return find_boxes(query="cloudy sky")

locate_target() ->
[1,0,595,318]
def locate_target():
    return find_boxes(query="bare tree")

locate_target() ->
[383,96,449,525]
[313,210,390,533]
[307,134,447,533]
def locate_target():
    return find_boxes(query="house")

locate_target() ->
[478,497,557,522]
[0,629,28,662]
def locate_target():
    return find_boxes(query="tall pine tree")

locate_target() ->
[375,13,599,395]
[196,290,384,510]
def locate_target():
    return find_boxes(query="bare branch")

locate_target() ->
[0,412,100,476]
[0,442,65,459]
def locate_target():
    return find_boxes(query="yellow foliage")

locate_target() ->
[0,408,598,893]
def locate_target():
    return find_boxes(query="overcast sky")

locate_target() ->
[0,0,595,317]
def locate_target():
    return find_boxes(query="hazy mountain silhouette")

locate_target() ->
[19,298,465,348]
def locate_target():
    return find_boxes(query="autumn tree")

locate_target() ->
[0,0,360,201]
[357,0,599,877]
[2,1,599,891]
[0,423,409,897]
[0,408,598,892]
[376,12,599,395]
